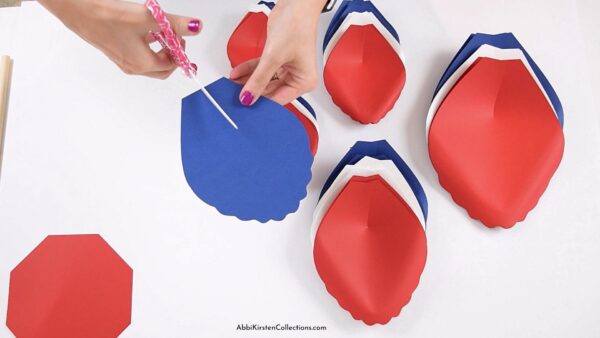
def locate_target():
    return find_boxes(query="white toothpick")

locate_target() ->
[192,76,238,130]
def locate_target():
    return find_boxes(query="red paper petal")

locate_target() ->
[314,176,427,325]
[227,12,268,68]
[7,235,133,338]
[285,102,319,155]
[428,58,564,228]
[324,25,406,124]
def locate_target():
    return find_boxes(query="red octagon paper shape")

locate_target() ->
[6,234,133,338]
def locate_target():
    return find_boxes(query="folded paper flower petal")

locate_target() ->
[319,140,427,220]
[324,11,405,65]
[428,57,564,228]
[7,235,133,338]
[181,77,313,222]
[311,156,425,244]
[313,175,427,325]
[433,32,564,127]
[226,2,273,68]
[323,3,405,124]
[426,45,557,138]
[285,98,319,155]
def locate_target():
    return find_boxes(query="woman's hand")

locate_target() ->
[39,0,202,79]
[230,0,327,106]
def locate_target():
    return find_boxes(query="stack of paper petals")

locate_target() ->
[227,1,319,155]
[181,77,314,222]
[427,33,565,228]
[285,97,319,156]
[323,0,406,124]
[312,140,428,325]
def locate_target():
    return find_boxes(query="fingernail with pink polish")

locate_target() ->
[240,91,254,106]
[188,19,201,33]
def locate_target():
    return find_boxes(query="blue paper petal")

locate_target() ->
[319,140,428,222]
[323,0,399,52]
[181,77,313,222]
[433,33,564,127]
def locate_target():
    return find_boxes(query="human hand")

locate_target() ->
[39,0,202,79]
[230,0,327,106]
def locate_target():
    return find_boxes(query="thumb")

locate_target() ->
[239,55,282,106]
[166,14,203,36]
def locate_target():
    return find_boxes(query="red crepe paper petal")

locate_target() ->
[324,25,406,124]
[314,176,427,325]
[7,235,133,338]
[429,58,564,228]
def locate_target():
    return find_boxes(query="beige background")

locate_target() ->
[0,0,22,8]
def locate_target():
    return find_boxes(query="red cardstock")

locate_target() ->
[227,11,268,68]
[428,58,564,228]
[284,102,319,155]
[314,175,427,325]
[324,25,406,124]
[7,234,133,338]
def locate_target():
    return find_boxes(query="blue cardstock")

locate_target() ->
[319,140,428,222]
[433,32,564,127]
[257,1,275,10]
[181,77,313,222]
[323,0,399,52]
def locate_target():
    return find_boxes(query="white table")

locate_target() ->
[1,1,599,337]
[0,5,20,56]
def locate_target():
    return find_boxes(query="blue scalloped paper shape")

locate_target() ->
[319,140,428,222]
[433,32,564,127]
[323,0,399,52]
[181,77,313,222]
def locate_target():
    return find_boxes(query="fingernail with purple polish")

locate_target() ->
[188,19,201,33]
[240,91,254,106]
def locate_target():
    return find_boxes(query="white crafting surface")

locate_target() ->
[0,5,21,57]
[1,1,600,337]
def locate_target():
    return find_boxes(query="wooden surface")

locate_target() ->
[0,55,12,171]
[0,0,22,8]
